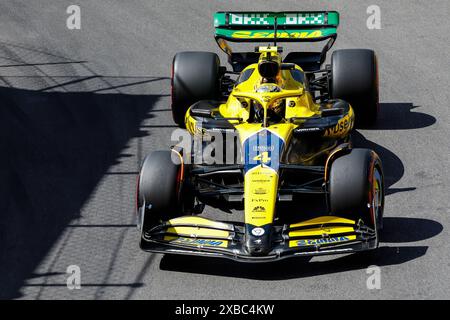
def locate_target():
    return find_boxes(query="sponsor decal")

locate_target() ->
[251,199,268,203]
[225,13,325,26]
[324,115,354,136]
[249,171,274,176]
[253,145,275,152]
[207,128,235,134]
[294,127,322,133]
[250,179,271,183]
[285,13,325,25]
[252,206,266,213]
[230,13,270,25]
[170,237,224,247]
[251,227,265,236]
[231,30,324,39]
[296,236,351,247]
[253,188,267,195]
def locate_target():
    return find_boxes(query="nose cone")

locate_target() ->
[245,225,272,256]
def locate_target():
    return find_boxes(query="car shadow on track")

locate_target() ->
[159,217,442,280]
[352,130,408,196]
[352,102,436,195]
[365,103,436,131]
[0,85,164,299]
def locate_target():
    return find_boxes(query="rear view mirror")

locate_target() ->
[281,63,296,70]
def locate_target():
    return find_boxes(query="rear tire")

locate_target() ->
[331,49,379,127]
[171,51,221,127]
[329,148,384,231]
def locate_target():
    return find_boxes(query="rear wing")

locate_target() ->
[213,11,340,72]
[214,11,339,43]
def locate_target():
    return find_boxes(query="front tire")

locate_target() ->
[329,148,384,231]
[137,151,183,230]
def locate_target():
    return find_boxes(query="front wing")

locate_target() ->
[140,215,377,262]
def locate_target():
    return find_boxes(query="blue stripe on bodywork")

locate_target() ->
[243,129,285,173]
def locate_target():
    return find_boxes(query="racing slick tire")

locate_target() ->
[171,51,221,127]
[330,49,379,127]
[137,150,183,230]
[329,148,384,231]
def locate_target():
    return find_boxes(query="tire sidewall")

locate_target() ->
[329,149,384,229]
[138,151,182,224]
[331,49,379,127]
[171,51,221,126]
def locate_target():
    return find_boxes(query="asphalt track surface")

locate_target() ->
[0,0,449,300]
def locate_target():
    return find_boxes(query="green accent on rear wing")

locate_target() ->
[214,11,339,42]
[215,28,337,42]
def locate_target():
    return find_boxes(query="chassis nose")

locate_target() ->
[244,225,272,256]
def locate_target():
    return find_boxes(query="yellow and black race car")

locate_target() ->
[137,11,385,261]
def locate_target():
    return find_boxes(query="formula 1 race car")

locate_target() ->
[137,11,385,262]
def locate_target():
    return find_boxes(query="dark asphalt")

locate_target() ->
[0,0,448,299]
